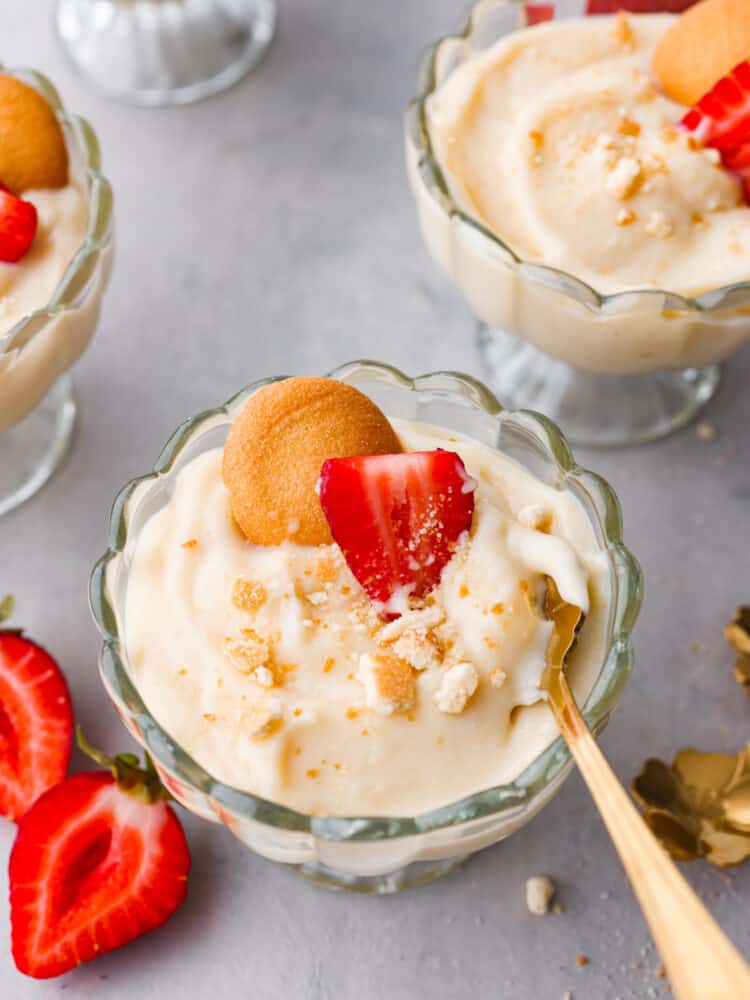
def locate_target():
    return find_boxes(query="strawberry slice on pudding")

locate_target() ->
[318,450,476,614]
[681,61,750,202]
[0,185,37,263]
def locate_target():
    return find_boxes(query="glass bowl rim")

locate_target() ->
[405,0,750,314]
[89,360,643,842]
[0,66,114,360]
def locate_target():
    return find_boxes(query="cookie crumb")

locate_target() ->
[696,421,717,442]
[434,662,479,714]
[525,875,556,916]
[576,955,589,968]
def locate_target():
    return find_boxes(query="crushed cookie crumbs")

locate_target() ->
[358,653,417,715]
[232,578,267,612]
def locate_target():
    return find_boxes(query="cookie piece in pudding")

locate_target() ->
[223,376,403,546]
[653,0,750,106]
[0,76,68,194]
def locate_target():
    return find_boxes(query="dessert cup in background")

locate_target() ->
[0,69,113,517]
[405,0,750,447]
[55,0,276,107]
[90,361,642,893]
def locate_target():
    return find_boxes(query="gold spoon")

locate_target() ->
[543,578,750,1000]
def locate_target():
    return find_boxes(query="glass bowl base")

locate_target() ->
[477,324,721,449]
[55,0,277,107]
[290,856,468,894]
[0,374,76,517]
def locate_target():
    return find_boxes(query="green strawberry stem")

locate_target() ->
[76,727,171,805]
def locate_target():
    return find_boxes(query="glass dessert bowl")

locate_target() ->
[90,361,641,893]
[405,0,750,447]
[0,68,113,517]
[55,0,276,107]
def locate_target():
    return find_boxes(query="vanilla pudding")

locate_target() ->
[407,12,750,374]
[427,15,749,295]
[0,74,111,435]
[124,419,609,817]
[0,182,87,333]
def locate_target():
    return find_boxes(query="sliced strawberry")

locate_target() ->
[10,738,190,979]
[586,1,696,11]
[0,187,37,263]
[526,4,554,25]
[318,450,475,612]
[680,61,750,152]
[0,633,73,822]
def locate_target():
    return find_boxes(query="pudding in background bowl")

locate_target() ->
[90,361,642,893]
[0,68,113,516]
[406,0,750,446]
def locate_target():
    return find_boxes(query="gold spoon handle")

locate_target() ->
[547,671,750,1000]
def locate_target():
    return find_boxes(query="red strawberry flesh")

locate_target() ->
[10,770,190,979]
[0,188,37,263]
[680,60,750,203]
[680,61,750,152]
[318,450,475,613]
[526,4,555,25]
[0,633,73,822]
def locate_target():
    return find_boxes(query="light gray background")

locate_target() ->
[2,2,750,998]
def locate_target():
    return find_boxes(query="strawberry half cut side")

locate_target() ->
[0,632,73,822]
[680,61,750,153]
[318,450,476,614]
[10,734,190,979]
[0,187,37,263]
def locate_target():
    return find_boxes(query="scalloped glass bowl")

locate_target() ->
[0,68,113,516]
[56,0,276,107]
[90,361,642,893]
[405,0,750,446]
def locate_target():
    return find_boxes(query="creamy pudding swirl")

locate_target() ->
[126,385,608,817]
[426,14,750,296]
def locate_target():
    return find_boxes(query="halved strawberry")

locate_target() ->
[0,187,37,263]
[10,734,190,979]
[586,1,696,11]
[680,61,750,152]
[0,632,73,822]
[318,450,476,612]
[526,3,554,25]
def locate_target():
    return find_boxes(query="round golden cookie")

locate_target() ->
[0,76,68,194]
[653,0,750,107]
[223,377,403,546]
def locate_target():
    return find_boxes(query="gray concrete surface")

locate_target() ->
[2,1,750,997]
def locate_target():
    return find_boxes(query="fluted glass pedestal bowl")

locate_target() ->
[405,0,750,447]
[56,0,276,107]
[0,70,113,517]
[90,362,641,893]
